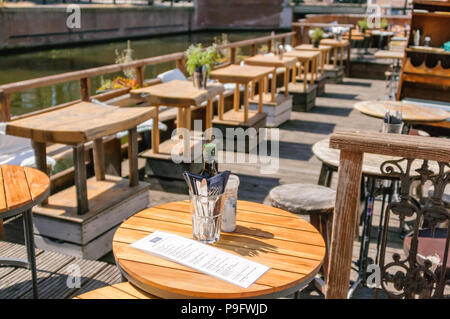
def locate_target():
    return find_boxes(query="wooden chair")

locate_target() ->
[326,130,450,299]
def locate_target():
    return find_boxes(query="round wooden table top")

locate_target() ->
[312,138,441,178]
[354,100,450,123]
[113,200,326,299]
[0,164,50,217]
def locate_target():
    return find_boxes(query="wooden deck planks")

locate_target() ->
[0,241,122,299]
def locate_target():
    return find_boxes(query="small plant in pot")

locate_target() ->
[309,28,324,48]
[185,44,218,89]
[358,19,369,34]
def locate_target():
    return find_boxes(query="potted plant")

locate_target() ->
[381,18,389,31]
[185,44,218,89]
[309,28,324,48]
[358,19,369,34]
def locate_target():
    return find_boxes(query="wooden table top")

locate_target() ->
[113,200,326,299]
[75,282,158,299]
[6,102,156,144]
[244,54,298,68]
[0,165,50,216]
[284,50,320,62]
[374,50,404,60]
[210,64,274,83]
[313,138,441,177]
[354,100,450,123]
[295,44,332,52]
[320,39,350,47]
[130,80,224,108]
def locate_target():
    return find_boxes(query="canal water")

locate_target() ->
[0,31,268,117]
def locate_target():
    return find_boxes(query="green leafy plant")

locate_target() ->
[185,44,218,76]
[358,19,368,31]
[310,28,324,41]
[380,18,389,29]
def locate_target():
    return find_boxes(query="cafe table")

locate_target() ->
[0,164,50,299]
[6,102,155,215]
[113,200,326,299]
[209,64,273,127]
[319,39,349,68]
[130,80,225,157]
[244,54,298,101]
[284,51,321,92]
[354,100,449,126]
[294,44,332,77]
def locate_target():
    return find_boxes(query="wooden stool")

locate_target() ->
[268,183,335,293]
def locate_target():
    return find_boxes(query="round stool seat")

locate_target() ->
[269,183,336,215]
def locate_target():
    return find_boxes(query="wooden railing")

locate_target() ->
[0,31,295,122]
[326,130,450,298]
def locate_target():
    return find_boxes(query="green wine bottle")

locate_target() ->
[200,141,218,178]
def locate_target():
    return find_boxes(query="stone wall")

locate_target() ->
[195,0,290,29]
[0,5,194,51]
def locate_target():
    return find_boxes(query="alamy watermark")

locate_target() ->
[66,4,81,29]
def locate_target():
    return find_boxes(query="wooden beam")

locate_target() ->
[31,140,48,205]
[0,90,10,122]
[326,149,363,299]
[135,66,144,88]
[330,130,450,163]
[128,127,139,187]
[79,77,90,101]
[73,144,89,215]
[93,138,106,181]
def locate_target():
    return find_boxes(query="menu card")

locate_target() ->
[130,231,270,289]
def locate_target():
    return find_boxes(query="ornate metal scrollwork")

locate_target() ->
[378,158,450,299]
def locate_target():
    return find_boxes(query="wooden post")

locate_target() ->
[176,56,186,75]
[251,44,257,56]
[152,106,159,154]
[80,77,90,101]
[135,66,144,88]
[206,100,213,130]
[31,140,48,205]
[233,84,240,111]
[346,29,352,77]
[267,40,272,53]
[291,32,297,47]
[0,90,10,122]
[258,78,263,114]
[271,70,276,102]
[218,94,224,121]
[230,47,237,64]
[128,127,139,187]
[243,83,249,124]
[281,37,286,47]
[326,150,363,299]
[93,138,106,181]
[73,144,89,215]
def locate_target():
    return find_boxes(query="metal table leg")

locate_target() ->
[23,209,39,299]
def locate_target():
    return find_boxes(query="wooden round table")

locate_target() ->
[113,200,326,299]
[354,100,449,123]
[0,164,50,299]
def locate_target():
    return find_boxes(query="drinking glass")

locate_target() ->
[381,122,403,134]
[189,192,225,244]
